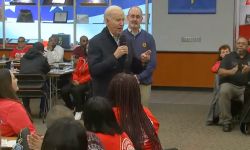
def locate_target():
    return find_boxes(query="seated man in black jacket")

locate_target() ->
[20,42,50,117]
[218,37,250,132]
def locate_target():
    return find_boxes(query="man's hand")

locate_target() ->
[242,65,250,74]
[231,65,238,75]
[72,80,79,85]
[113,46,128,59]
[27,133,44,150]
[141,50,151,63]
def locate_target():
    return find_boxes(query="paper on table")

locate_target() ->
[1,139,16,148]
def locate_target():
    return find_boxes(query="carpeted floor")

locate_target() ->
[32,89,250,150]
[150,90,250,150]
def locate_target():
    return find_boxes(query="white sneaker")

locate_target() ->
[74,111,83,120]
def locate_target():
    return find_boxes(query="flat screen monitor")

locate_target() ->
[10,0,35,5]
[43,0,73,5]
[27,39,39,44]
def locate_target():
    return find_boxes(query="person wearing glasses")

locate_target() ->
[9,36,31,60]
[218,37,250,132]
[123,7,156,107]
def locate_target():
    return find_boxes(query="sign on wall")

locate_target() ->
[168,0,216,14]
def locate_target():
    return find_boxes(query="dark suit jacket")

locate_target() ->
[88,27,144,97]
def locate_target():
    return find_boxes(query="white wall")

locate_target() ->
[152,0,235,52]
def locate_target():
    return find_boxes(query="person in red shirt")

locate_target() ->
[72,36,88,59]
[9,37,32,60]
[0,68,35,137]
[108,73,162,150]
[61,57,91,120]
[211,44,231,73]
[83,96,135,150]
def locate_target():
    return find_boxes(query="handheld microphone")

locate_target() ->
[119,34,129,72]
[119,34,127,46]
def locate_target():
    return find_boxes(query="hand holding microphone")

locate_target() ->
[114,34,128,59]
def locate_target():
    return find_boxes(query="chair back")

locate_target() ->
[16,74,46,98]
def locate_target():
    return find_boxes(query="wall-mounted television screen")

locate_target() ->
[43,0,73,5]
[10,0,35,5]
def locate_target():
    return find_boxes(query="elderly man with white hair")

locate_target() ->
[88,5,150,97]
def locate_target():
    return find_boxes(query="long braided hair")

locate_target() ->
[108,73,162,150]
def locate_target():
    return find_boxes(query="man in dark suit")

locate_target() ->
[87,5,150,97]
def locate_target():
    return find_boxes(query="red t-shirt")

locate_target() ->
[113,107,159,150]
[95,132,135,150]
[0,99,35,137]
[211,61,221,73]
[9,46,31,59]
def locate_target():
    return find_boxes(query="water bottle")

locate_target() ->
[71,55,75,68]
[10,61,14,71]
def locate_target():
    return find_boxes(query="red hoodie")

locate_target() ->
[72,57,91,84]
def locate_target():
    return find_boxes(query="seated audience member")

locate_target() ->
[61,57,91,120]
[28,105,104,150]
[211,45,231,74]
[73,36,88,59]
[107,73,162,150]
[218,37,250,132]
[206,44,231,125]
[44,35,64,64]
[0,68,35,137]
[9,36,31,60]
[20,42,50,117]
[247,39,250,53]
[41,117,88,150]
[83,96,135,150]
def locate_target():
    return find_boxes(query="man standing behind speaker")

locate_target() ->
[88,5,150,97]
[123,6,156,107]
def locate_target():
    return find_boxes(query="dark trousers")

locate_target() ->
[61,82,90,112]
[22,97,46,114]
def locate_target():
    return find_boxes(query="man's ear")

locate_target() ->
[104,18,108,24]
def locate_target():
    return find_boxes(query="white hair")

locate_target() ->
[104,5,123,23]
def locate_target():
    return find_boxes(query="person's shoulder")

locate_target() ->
[141,29,154,38]
[0,99,22,108]
[122,28,130,34]
[90,30,107,42]
[24,45,32,50]
[143,106,152,113]
[55,45,64,51]
[73,45,81,51]
[12,47,18,51]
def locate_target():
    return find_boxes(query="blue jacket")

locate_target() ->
[123,29,156,85]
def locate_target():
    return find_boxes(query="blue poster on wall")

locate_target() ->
[168,0,216,14]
